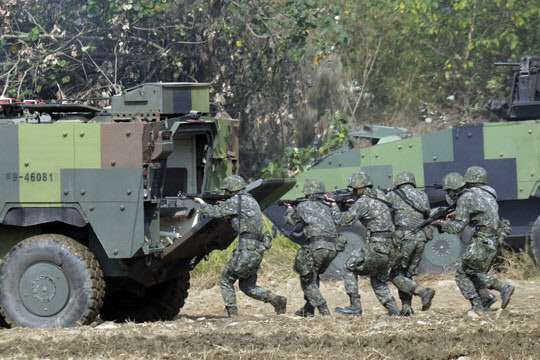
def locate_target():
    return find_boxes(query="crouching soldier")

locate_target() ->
[387,171,436,315]
[433,172,500,314]
[330,172,402,316]
[285,179,346,317]
[195,175,287,317]
[464,166,514,310]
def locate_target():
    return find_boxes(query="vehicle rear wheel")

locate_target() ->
[530,215,540,264]
[0,234,105,328]
[416,227,470,274]
[100,271,190,322]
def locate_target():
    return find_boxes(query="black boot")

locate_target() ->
[226,306,238,317]
[421,288,436,311]
[400,293,414,316]
[269,295,287,315]
[501,284,515,309]
[482,294,497,312]
[335,295,362,316]
[294,303,315,317]
[470,297,484,314]
[385,299,401,316]
[318,304,331,316]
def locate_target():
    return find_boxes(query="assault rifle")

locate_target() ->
[411,204,456,234]
[178,191,233,204]
[279,190,359,208]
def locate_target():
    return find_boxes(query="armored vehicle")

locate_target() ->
[266,55,540,274]
[0,83,293,327]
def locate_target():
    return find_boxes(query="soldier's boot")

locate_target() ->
[400,298,414,317]
[294,303,315,317]
[335,295,362,316]
[501,284,515,309]
[469,297,484,314]
[420,288,436,311]
[318,303,331,316]
[482,294,497,312]
[384,299,401,316]
[226,306,238,317]
[269,295,287,315]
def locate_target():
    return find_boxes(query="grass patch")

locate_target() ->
[191,216,299,289]
[495,249,540,280]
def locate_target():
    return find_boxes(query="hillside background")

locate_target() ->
[1,0,539,178]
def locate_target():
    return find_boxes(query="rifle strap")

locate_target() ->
[477,186,498,200]
[394,188,428,218]
[237,193,242,238]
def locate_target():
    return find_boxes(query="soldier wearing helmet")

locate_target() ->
[464,166,514,310]
[434,172,501,314]
[328,172,402,316]
[284,179,343,317]
[195,175,287,317]
[386,171,435,315]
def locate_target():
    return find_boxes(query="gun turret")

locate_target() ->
[487,56,540,121]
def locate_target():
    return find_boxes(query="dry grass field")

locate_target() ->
[0,272,538,359]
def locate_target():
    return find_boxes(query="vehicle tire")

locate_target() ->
[416,228,468,274]
[323,222,367,279]
[0,234,105,328]
[100,271,190,322]
[530,215,540,264]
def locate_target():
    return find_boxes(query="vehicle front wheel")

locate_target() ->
[0,234,105,328]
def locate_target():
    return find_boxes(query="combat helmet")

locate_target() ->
[441,172,466,191]
[394,171,416,187]
[348,172,373,189]
[464,166,488,184]
[220,175,247,192]
[303,179,326,195]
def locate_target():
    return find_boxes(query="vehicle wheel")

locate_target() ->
[530,215,540,264]
[416,228,467,274]
[323,222,367,279]
[100,271,190,322]
[0,234,105,328]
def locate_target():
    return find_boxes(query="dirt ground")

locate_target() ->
[0,275,539,359]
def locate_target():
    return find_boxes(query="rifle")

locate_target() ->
[411,204,456,234]
[279,190,358,208]
[178,191,233,204]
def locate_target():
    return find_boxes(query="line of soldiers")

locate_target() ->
[194,166,514,317]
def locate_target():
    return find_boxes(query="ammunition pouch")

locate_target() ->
[262,231,273,250]
[461,236,497,273]
[346,240,390,277]
[334,235,347,252]
[230,239,265,278]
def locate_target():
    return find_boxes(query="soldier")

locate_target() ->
[386,171,436,315]
[195,175,287,317]
[433,172,500,314]
[284,179,345,317]
[330,172,402,316]
[464,166,514,310]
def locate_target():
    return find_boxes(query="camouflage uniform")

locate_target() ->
[332,173,401,316]
[464,166,514,310]
[439,172,500,312]
[387,172,435,315]
[285,179,341,316]
[199,175,286,316]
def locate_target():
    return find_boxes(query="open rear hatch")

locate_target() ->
[161,178,296,262]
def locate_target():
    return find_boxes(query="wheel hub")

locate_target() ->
[424,233,462,267]
[19,262,70,317]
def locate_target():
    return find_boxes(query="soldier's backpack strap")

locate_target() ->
[393,188,429,218]
[237,193,242,238]
[477,187,498,200]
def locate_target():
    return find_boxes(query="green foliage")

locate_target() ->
[262,110,349,178]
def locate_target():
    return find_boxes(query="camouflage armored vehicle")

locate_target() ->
[266,55,540,274]
[0,83,294,328]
